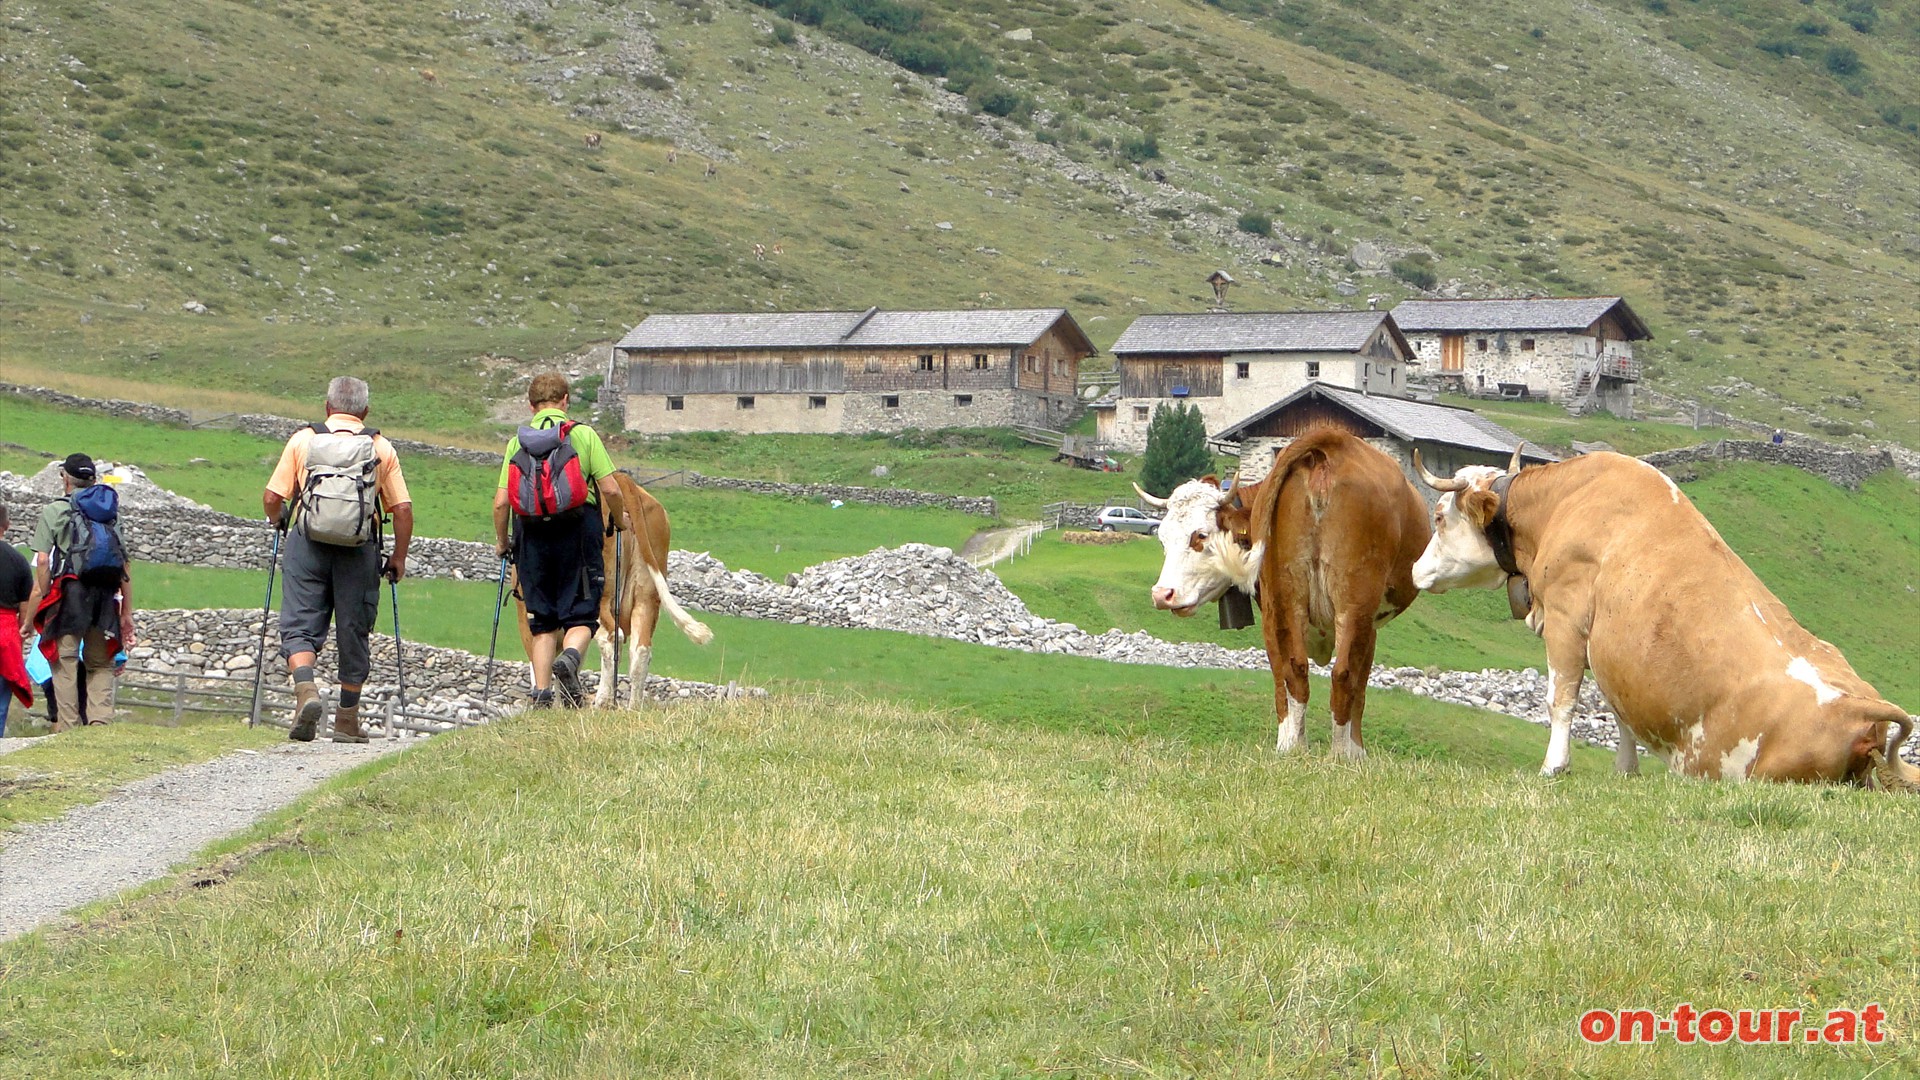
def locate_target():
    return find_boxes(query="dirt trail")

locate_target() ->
[960,522,1045,568]
[0,740,408,941]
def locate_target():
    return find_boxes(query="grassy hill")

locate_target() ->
[2,0,1920,442]
[4,698,1917,1076]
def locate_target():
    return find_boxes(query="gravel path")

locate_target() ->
[0,740,409,941]
[960,522,1045,568]
[0,736,51,757]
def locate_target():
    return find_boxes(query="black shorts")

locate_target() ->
[515,503,604,636]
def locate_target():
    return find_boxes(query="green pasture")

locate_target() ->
[2,697,1914,1077]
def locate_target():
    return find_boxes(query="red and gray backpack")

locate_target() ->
[507,421,590,521]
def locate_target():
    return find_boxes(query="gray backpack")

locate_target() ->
[296,423,383,547]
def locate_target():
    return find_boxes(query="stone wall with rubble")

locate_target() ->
[1643,439,1895,490]
[683,473,996,516]
[102,608,760,734]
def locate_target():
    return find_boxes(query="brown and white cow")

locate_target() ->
[516,471,713,707]
[1141,428,1430,757]
[1413,448,1917,786]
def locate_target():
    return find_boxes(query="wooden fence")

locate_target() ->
[112,662,487,737]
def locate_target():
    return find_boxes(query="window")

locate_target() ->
[954,394,973,407]
[972,353,990,370]
[1053,356,1066,376]
[808,395,827,410]
[736,396,754,410]
[918,354,936,372]
[883,395,900,409]
[666,396,684,411]
[1235,361,1250,379]
[1520,338,1536,352]
[865,358,882,373]
[1306,361,1321,380]
[1024,353,1037,373]
[1133,405,1150,421]
[1476,338,1489,352]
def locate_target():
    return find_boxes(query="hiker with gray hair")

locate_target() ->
[262,376,413,742]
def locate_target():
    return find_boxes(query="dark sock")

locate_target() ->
[561,647,581,666]
[292,664,315,686]
[339,689,362,708]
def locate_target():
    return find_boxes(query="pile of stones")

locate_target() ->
[124,609,762,734]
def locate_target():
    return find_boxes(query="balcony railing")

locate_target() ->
[1599,354,1641,381]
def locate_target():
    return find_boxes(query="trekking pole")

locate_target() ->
[482,555,508,711]
[387,568,407,717]
[248,525,284,727]
[611,522,624,708]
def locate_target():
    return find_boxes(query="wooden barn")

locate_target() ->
[1212,382,1556,500]
[616,308,1095,435]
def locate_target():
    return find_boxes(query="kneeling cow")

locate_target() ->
[1413,448,1917,786]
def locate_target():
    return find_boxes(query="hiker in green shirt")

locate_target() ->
[493,372,626,707]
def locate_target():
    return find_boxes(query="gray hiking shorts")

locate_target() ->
[279,529,382,685]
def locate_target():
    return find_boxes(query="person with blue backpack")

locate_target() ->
[24,454,134,731]
[493,372,627,708]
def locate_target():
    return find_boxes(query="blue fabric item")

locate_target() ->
[0,691,9,738]
[24,635,50,684]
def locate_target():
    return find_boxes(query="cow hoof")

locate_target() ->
[1331,743,1366,762]
[1274,734,1305,754]
[1539,763,1569,778]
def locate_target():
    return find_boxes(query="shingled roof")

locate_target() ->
[617,308,1095,354]
[1214,383,1558,461]
[1390,297,1651,339]
[1111,311,1409,357]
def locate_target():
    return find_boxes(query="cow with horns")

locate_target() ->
[1139,428,1430,758]
[1413,446,1918,787]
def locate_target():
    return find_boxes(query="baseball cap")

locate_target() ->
[61,453,96,481]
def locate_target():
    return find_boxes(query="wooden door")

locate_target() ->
[1441,334,1465,372]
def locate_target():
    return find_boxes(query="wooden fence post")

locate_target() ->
[173,672,186,726]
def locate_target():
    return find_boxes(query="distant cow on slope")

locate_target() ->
[1140,428,1430,757]
[585,132,602,150]
[515,472,712,707]
[1414,448,1917,787]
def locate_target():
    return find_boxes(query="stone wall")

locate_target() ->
[0,475,504,580]
[682,472,997,516]
[1642,440,1895,490]
[0,382,191,425]
[106,608,760,733]
[623,387,1070,436]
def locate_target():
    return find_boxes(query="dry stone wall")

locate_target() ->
[1643,439,1895,490]
[119,608,760,731]
[682,473,996,516]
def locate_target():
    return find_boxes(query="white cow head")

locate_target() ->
[1410,448,1517,594]
[1140,477,1264,617]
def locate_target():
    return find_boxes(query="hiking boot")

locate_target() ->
[330,702,369,744]
[529,688,556,710]
[289,682,321,742]
[552,650,584,709]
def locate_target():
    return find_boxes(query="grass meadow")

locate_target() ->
[1,698,1915,1077]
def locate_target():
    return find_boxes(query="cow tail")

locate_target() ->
[648,564,714,646]
[1869,706,1920,793]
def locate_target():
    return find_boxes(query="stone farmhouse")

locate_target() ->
[617,308,1094,435]
[1390,297,1651,415]
[1212,382,1557,499]
[1093,311,1415,453]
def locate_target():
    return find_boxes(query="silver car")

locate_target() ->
[1096,505,1161,535]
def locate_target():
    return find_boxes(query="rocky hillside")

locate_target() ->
[1,0,1917,441]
